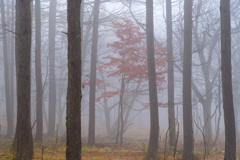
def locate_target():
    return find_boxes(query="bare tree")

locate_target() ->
[35,0,43,142]
[48,0,57,137]
[220,0,236,159]
[66,0,82,159]
[88,0,100,146]
[146,0,159,159]
[182,0,194,159]
[166,0,176,149]
[15,0,33,158]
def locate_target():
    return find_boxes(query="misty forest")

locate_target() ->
[0,0,239,159]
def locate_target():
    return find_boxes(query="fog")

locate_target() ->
[0,0,239,159]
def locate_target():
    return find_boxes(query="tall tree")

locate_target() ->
[88,0,100,146]
[220,0,236,159]
[66,0,82,159]
[11,0,20,153]
[146,0,159,159]
[15,0,33,159]
[9,0,15,131]
[48,0,57,137]
[1,0,14,138]
[182,0,194,159]
[166,0,176,149]
[35,0,43,142]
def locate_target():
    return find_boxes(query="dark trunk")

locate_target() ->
[48,0,57,137]
[182,0,194,159]
[146,0,159,159]
[35,0,43,143]
[15,0,33,159]
[220,0,236,159]
[88,0,100,146]
[166,0,176,149]
[66,0,82,159]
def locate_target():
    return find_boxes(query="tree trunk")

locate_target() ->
[15,0,33,158]
[166,0,176,149]
[10,0,15,131]
[48,0,57,137]
[35,0,43,143]
[1,0,14,138]
[146,0,159,159]
[202,97,212,144]
[66,0,82,159]
[88,0,100,146]
[182,0,194,159]
[220,0,236,159]
[11,0,20,153]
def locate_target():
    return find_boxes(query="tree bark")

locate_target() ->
[220,0,236,159]
[166,0,176,149]
[15,0,33,159]
[146,0,159,159]
[88,0,100,146]
[35,0,43,143]
[48,0,57,137]
[66,0,82,159]
[1,0,14,138]
[182,0,194,159]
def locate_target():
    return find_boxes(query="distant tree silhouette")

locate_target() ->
[182,0,194,159]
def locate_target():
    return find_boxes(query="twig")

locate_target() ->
[173,122,179,158]
[140,140,146,157]
[49,124,58,160]
[173,106,179,158]
[5,29,19,35]
[41,146,44,160]
[194,117,209,160]
[164,119,170,160]
[158,126,161,148]
[123,123,133,133]
[31,119,37,130]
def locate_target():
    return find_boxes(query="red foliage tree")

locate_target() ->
[84,20,168,138]
[97,20,167,104]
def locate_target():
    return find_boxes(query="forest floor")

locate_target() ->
[0,131,239,160]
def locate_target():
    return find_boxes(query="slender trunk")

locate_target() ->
[11,0,20,153]
[182,0,194,159]
[35,0,43,142]
[48,0,57,137]
[66,0,82,158]
[119,77,125,145]
[1,0,14,138]
[166,0,176,149]
[146,0,159,159]
[10,0,15,129]
[220,0,236,159]
[213,68,221,147]
[202,98,212,144]
[15,0,33,158]
[88,0,100,146]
